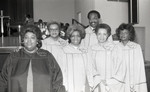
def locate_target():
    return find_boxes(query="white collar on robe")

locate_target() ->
[63,44,88,54]
[118,41,137,49]
[85,26,95,34]
[91,42,115,51]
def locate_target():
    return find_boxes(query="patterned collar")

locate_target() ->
[91,42,115,51]
[120,41,137,49]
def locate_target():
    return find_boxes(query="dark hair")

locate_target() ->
[20,25,42,48]
[116,23,135,41]
[66,24,85,43]
[95,23,111,37]
[87,10,101,19]
[38,19,43,24]
[47,21,60,31]
[26,14,31,18]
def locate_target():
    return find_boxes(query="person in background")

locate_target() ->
[37,19,44,28]
[41,21,68,58]
[0,25,65,92]
[24,14,34,25]
[36,19,49,40]
[60,23,70,40]
[81,10,112,49]
[41,21,68,81]
[58,24,99,92]
[88,23,125,92]
[115,23,148,92]
[64,23,70,31]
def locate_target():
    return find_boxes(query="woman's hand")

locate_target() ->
[14,46,22,52]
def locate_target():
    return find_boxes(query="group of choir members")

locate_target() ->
[41,19,147,92]
[0,10,147,92]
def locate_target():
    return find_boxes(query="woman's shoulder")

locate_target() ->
[85,26,93,33]
[9,48,24,57]
[90,42,115,51]
[37,49,53,57]
[90,43,101,50]
[129,41,139,46]
[58,37,68,46]
[62,44,87,54]
[126,41,140,49]
[42,37,51,43]
[115,41,141,51]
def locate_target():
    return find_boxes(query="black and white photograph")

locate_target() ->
[0,0,149,92]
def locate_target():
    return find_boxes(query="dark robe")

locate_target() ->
[0,48,65,92]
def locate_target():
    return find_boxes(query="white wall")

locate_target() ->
[33,0,75,24]
[34,0,150,61]
[95,0,128,34]
[94,0,150,61]
[75,0,128,34]
[134,0,150,61]
[75,0,94,26]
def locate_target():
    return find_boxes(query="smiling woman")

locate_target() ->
[115,23,147,92]
[88,23,126,92]
[66,24,85,44]
[57,24,98,92]
[0,25,65,92]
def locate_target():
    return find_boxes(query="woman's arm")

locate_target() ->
[0,54,12,92]
[48,53,66,92]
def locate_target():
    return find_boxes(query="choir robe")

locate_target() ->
[41,37,68,70]
[42,37,68,89]
[81,26,97,48]
[81,26,113,48]
[116,41,147,92]
[88,42,126,92]
[58,44,96,92]
[0,48,65,92]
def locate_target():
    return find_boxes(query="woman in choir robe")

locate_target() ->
[0,25,65,92]
[58,24,98,92]
[41,21,68,68]
[115,23,147,92]
[88,23,126,92]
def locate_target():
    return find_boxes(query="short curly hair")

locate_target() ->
[47,21,60,31]
[116,23,135,41]
[95,23,111,37]
[66,24,85,43]
[87,10,101,19]
[20,25,42,48]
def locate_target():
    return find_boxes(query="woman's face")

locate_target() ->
[119,29,130,42]
[89,13,99,29]
[24,32,38,51]
[96,28,108,43]
[70,31,81,46]
[49,24,59,38]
